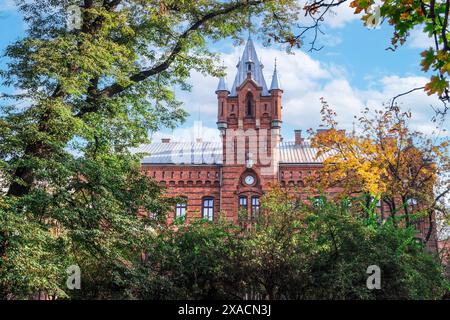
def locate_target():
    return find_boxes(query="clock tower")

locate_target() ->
[215,37,283,221]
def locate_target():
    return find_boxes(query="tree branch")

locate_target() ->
[97,0,266,99]
[390,86,425,109]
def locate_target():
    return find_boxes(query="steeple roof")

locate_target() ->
[270,59,281,91]
[216,77,229,93]
[230,38,270,96]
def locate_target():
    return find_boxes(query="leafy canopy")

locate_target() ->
[0,0,300,298]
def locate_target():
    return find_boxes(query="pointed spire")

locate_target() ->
[270,58,281,91]
[216,77,229,93]
[230,38,269,96]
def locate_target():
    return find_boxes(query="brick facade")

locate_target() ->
[138,38,440,252]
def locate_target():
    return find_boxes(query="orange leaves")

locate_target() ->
[424,76,449,96]
[159,1,167,16]
[350,0,375,14]
[419,49,450,95]
[303,3,321,16]
[400,12,410,20]
[350,1,363,14]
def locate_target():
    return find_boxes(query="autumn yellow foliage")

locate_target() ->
[311,100,449,215]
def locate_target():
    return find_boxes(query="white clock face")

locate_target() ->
[244,175,255,185]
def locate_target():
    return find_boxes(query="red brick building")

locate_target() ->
[135,38,439,250]
[136,37,334,223]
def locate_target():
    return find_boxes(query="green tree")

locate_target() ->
[134,187,447,300]
[134,219,243,300]
[0,0,300,299]
[243,188,447,299]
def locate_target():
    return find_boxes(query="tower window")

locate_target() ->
[202,197,214,221]
[245,92,254,117]
[248,64,251,71]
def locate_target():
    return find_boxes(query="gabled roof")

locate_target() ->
[230,38,270,96]
[134,141,329,165]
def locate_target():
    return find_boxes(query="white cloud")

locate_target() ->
[164,42,448,143]
[151,121,220,143]
[323,3,361,29]
[409,27,434,49]
[363,75,447,135]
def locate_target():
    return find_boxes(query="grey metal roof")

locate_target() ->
[278,142,330,164]
[133,142,223,165]
[269,61,281,91]
[135,141,329,165]
[216,77,229,93]
[230,37,270,96]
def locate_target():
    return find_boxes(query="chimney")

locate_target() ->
[316,128,329,134]
[161,138,171,143]
[407,137,413,145]
[294,130,303,145]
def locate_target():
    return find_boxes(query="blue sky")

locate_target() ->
[1,1,448,143]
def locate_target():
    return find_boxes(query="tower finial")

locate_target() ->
[270,57,281,92]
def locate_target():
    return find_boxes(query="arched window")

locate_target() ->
[202,197,214,221]
[239,196,248,211]
[245,92,254,117]
[251,196,260,218]
[175,198,187,218]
